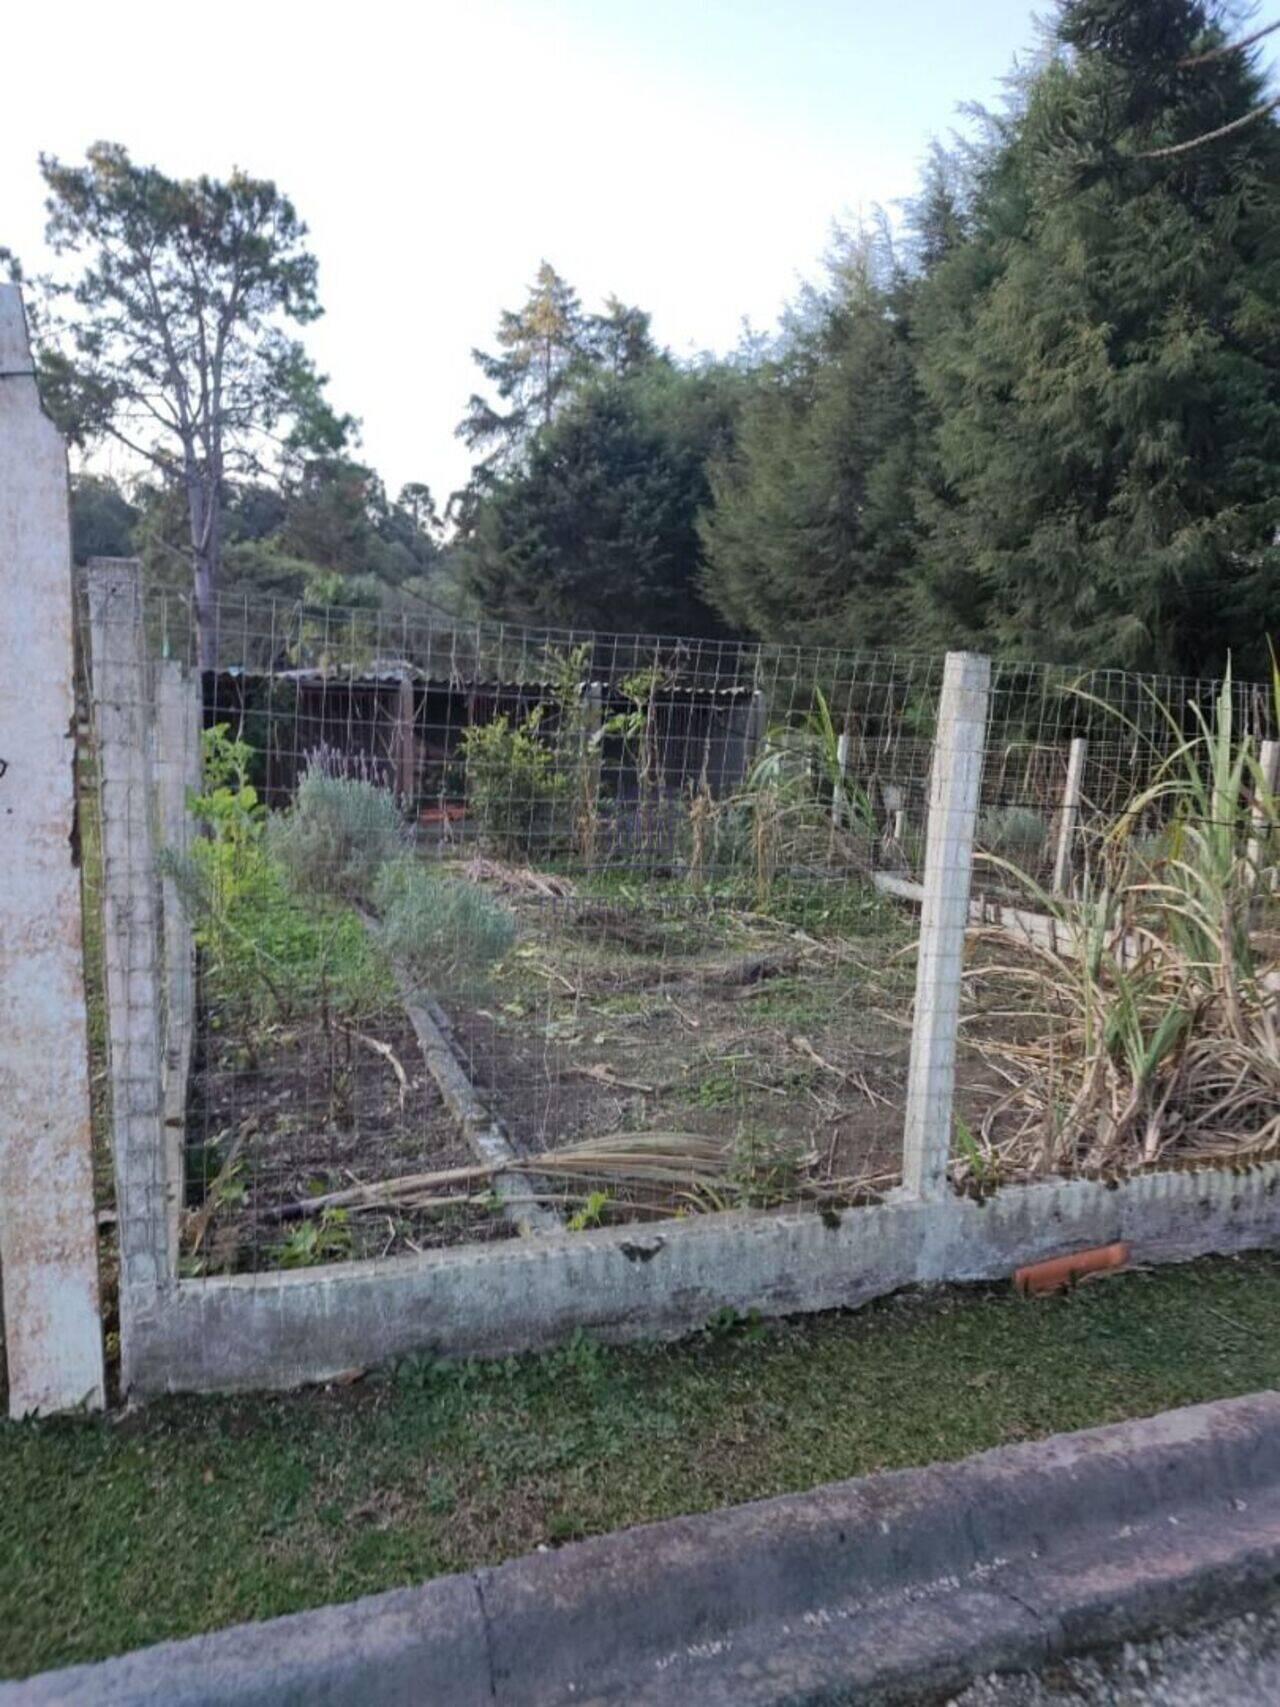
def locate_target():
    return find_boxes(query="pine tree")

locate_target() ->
[914,0,1280,674]
[584,296,658,375]
[457,262,589,473]
[699,231,922,648]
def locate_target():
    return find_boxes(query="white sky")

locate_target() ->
[3,0,1040,504]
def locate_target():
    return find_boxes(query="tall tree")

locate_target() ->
[913,0,1280,674]
[459,363,738,635]
[34,142,350,666]
[584,295,658,375]
[700,231,922,647]
[68,473,139,565]
[457,261,588,476]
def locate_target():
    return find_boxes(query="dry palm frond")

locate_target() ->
[259,1126,879,1224]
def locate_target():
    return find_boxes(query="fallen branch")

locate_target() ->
[184,1118,255,1254]
[789,1034,892,1107]
[347,1028,410,1110]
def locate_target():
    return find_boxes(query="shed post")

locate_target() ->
[901,652,991,1201]
[393,675,417,807]
[0,284,106,1417]
[832,730,851,829]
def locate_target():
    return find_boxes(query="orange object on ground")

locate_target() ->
[1015,1242,1129,1295]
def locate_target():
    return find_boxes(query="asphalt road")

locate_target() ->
[948,1604,1280,1706]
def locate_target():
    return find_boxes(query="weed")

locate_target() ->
[730,1129,807,1208]
[691,1072,738,1109]
[566,1190,611,1232]
[278,1208,354,1269]
[703,1305,767,1343]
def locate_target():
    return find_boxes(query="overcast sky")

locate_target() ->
[4,0,1043,504]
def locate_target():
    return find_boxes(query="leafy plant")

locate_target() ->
[729,1128,807,1208]
[269,768,403,900]
[372,857,516,996]
[461,705,571,858]
[278,1207,353,1268]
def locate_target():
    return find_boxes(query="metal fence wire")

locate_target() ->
[77,574,1280,1280]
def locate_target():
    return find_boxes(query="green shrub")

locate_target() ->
[977,805,1048,858]
[461,708,570,859]
[269,772,404,900]
[170,734,394,1026]
[372,857,516,996]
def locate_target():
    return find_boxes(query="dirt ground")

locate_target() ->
[441,869,1013,1206]
[185,864,1020,1269]
[186,1004,515,1270]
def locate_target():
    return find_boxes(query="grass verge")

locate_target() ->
[4,1253,1280,1679]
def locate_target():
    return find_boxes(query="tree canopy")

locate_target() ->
[911,0,1280,673]
[27,2,1280,673]
[34,142,351,663]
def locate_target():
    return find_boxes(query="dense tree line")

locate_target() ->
[20,0,1280,673]
[455,0,1280,674]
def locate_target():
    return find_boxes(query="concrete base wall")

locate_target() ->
[127,1161,1280,1396]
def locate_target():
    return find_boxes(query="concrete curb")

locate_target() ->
[8,1391,1280,1705]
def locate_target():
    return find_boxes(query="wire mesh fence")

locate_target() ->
[76,574,1280,1283]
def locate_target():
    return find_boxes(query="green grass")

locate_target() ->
[5,1254,1280,1679]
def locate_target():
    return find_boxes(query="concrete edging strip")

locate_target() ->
[8,1390,1280,1705]
[400,989,562,1237]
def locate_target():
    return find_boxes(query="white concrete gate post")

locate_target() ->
[901,651,991,1201]
[0,284,106,1416]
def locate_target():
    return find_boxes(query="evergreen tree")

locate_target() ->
[457,262,588,474]
[699,231,922,647]
[584,296,658,375]
[458,364,737,635]
[913,0,1280,674]
[69,473,139,565]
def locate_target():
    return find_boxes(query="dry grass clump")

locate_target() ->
[962,671,1279,1186]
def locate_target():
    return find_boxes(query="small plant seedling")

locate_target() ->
[953,1115,993,1187]
[567,1190,610,1232]
[278,1207,353,1269]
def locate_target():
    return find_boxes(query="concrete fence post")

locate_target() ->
[0,284,106,1417]
[154,659,201,1262]
[87,557,173,1391]
[901,651,991,1200]
[1052,736,1088,897]
[1247,739,1278,893]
